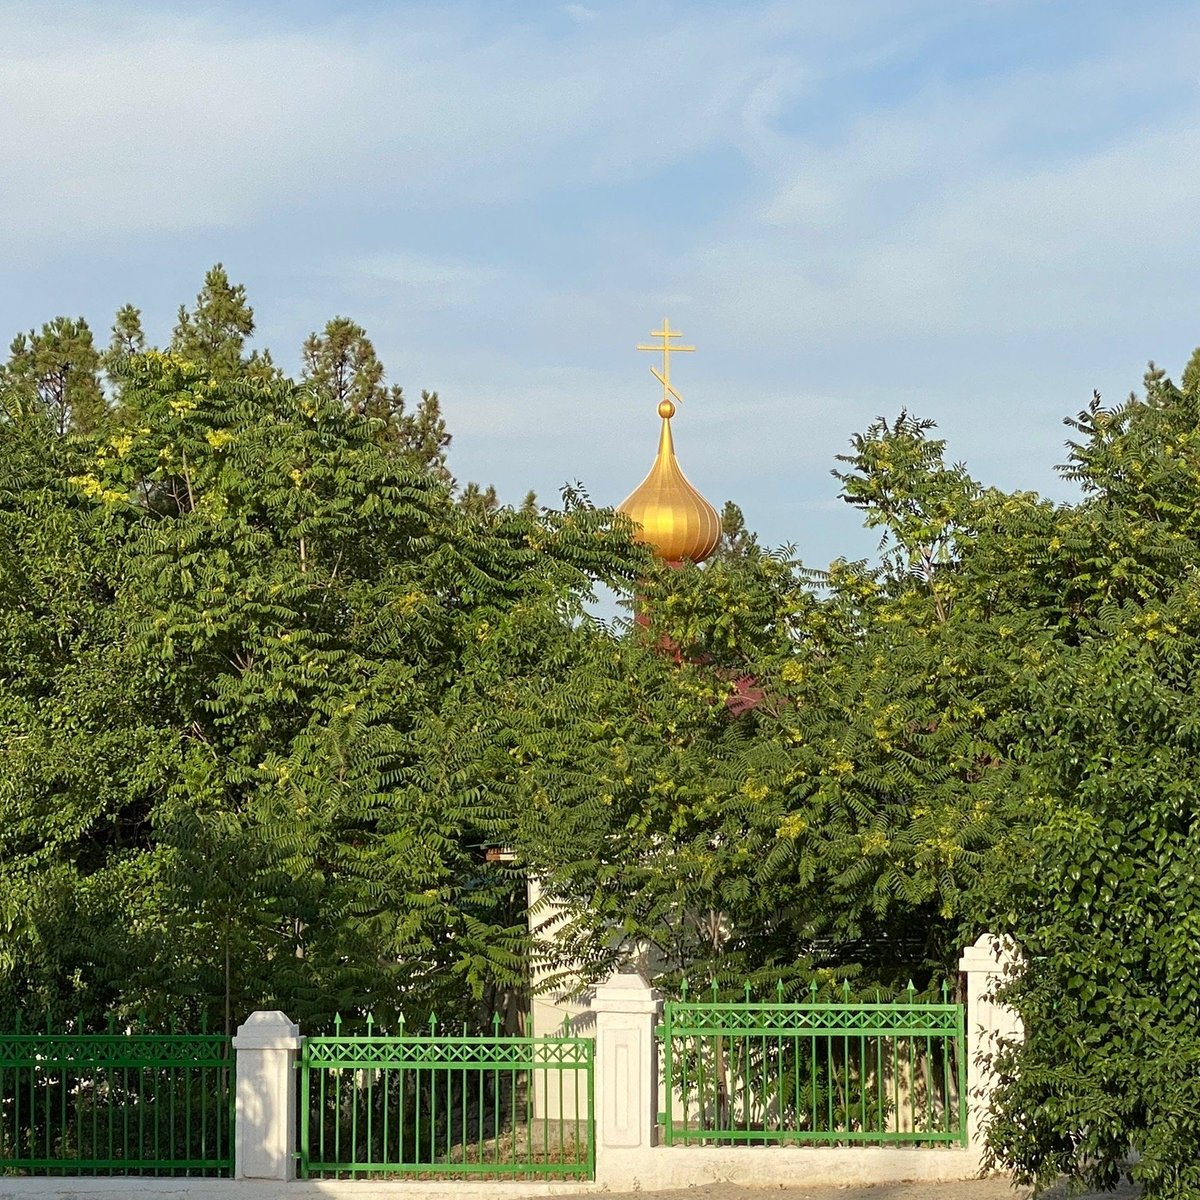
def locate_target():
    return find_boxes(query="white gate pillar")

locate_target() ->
[232,1010,301,1180]
[592,969,662,1178]
[959,933,1022,1150]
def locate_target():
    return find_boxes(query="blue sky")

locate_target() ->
[4,0,1200,568]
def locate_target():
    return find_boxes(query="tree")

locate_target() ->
[982,364,1200,1200]
[508,414,1010,997]
[171,263,278,383]
[301,316,450,474]
[107,304,146,359]
[717,499,757,557]
[458,481,498,517]
[0,317,106,434]
[301,315,390,414]
[0,349,643,1033]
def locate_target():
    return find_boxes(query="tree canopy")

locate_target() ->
[5,267,1200,1196]
[0,271,642,1033]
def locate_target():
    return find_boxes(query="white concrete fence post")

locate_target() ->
[232,1010,302,1181]
[591,969,662,1184]
[959,933,1022,1152]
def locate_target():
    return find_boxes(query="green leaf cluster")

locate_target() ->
[0,283,642,1034]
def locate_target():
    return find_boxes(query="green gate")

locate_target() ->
[0,1022,234,1176]
[659,981,966,1146]
[299,1015,594,1180]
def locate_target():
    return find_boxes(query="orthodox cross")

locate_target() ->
[637,318,695,415]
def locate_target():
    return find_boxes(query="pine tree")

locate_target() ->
[171,264,278,383]
[101,304,149,395]
[717,500,757,557]
[0,317,106,434]
[302,317,451,475]
[459,481,499,516]
[107,304,146,358]
[396,389,451,476]
[301,316,386,413]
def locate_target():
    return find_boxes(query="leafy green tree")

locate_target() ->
[515,486,1019,999]
[982,363,1200,1200]
[0,317,106,434]
[0,349,641,1033]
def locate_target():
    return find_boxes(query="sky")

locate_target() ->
[4,0,1200,568]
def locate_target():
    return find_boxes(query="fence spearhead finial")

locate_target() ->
[492,1012,502,1034]
[744,980,753,1004]
[776,979,785,1002]
[680,977,689,1001]
[428,1011,438,1033]
[906,979,916,999]
[334,1012,343,1033]
[842,980,851,1001]
[366,1011,375,1035]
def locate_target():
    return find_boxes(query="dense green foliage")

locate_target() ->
[8,266,1200,1194]
[0,272,642,1033]
[516,414,1021,996]
[512,367,1200,1198]
[980,370,1200,1199]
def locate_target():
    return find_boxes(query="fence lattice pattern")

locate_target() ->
[0,1025,234,1176]
[299,1016,593,1180]
[658,983,966,1146]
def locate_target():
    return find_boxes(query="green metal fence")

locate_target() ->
[658,981,966,1147]
[298,1014,594,1180]
[0,1020,234,1176]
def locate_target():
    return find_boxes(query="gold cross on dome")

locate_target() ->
[637,318,695,413]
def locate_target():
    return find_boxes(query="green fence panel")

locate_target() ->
[299,1017,594,1180]
[0,1026,234,1176]
[658,985,966,1147]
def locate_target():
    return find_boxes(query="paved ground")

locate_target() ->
[0,1178,1143,1200]
[547,1178,1140,1200]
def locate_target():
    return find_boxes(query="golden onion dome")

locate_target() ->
[617,318,720,565]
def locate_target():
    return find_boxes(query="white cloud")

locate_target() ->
[0,2,796,252]
[350,253,503,304]
[680,8,1200,348]
[0,13,356,241]
[562,4,597,23]
[4,0,1198,561]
